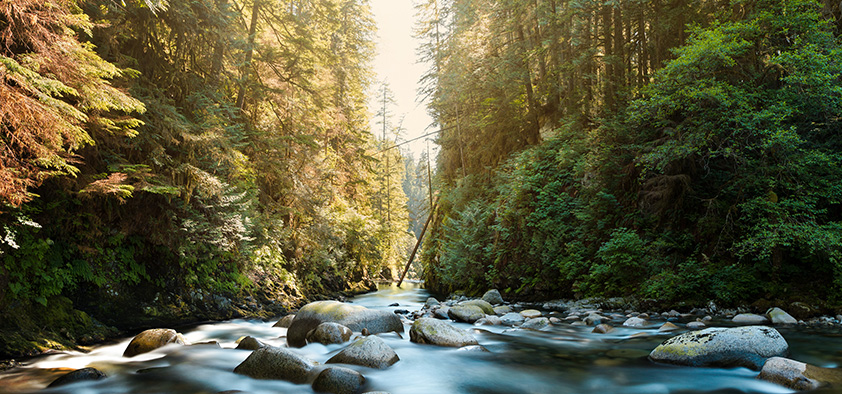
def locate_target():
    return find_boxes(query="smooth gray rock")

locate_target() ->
[623,317,647,328]
[457,345,490,353]
[767,308,798,325]
[732,313,770,325]
[521,317,550,331]
[448,304,485,323]
[520,309,542,319]
[236,336,269,350]
[233,346,314,383]
[592,324,615,334]
[287,301,403,347]
[658,322,680,332]
[425,297,440,307]
[327,336,399,369]
[312,366,365,394]
[475,316,503,326]
[48,368,107,387]
[758,357,842,391]
[123,328,186,357]
[307,322,353,345]
[462,300,495,315]
[687,321,706,330]
[434,307,450,320]
[481,289,504,305]
[273,314,295,328]
[584,313,604,326]
[501,312,525,326]
[410,318,478,348]
[493,306,512,315]
[649,326,788,370]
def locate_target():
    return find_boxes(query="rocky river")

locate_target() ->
[2,283,842,393]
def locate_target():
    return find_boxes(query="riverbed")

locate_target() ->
[2,283,842,393]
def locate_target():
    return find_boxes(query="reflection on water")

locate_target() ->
[2,282,838,393]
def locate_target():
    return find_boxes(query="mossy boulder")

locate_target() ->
[448,305,485,323]
[326,336,399,369]
[409,318,478,348]
[649,326,788,370]
[123,328,187,357]
[462,300,495,315]
[235,336,269,350]
[758,357,842,391]
[312,366,365,394]
[233,346,315,383]
[481,289,504,305]
[767,308,798,325]
[287,301,403,348]
[307,322,353,345]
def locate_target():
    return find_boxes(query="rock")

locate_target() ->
[658,322,680,332]
[520,309,542,319]
[388,303,399,307]
[549,317,562,325]
[623,317,647,328]
[434,307,450,320]
[767,308,798,325]
[425,297,440,307]
[593,324,615,334]
[48,367,107,387]
[482,289,504,305]
[123,328,187,357]
[732,313,770,325]
[501,312,525,326]
[462,300,495,315]
[584,313,604,326]
[409,318,478,348]
[236,336,269,350]
[448,304,485,323]
[493,306,512,315]
[649,326,788,370]
[521,317,551,331]
[457,345,490,353]
[307,322,353,345]
[789,302,816,320]
[393,309,409,315]
[233,346,314,383]
[273,314,296,328]
[475,316,502,326]
[686,321,706,330]
[327,336,399,369]
[287,301,403,347]
[312,366,365,394]
[758,357,842,391]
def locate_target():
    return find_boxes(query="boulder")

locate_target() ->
[409,318,478,348]
[448,305,485,323]
[462,300,495,315]
[732,313,770,325]
[434,307,450,320]
[326,336,399,369]
[123,328,187,357]
[233,346,314,383]
[520,309,542,319]
[425,297,440,307]
[481,289,504,305]
[658,322,680,332]
[592,324,615,334]
[475,316,503,326]
[307,322,353,345]
[584,313,604,326]
[623,317,647,328]
[687,321,706,330]
[501,312,525,326]
[767,308,798,325]
[493,306,512,315]
[273,314,296,328]
[758,357,842,391]
[649,326,788,370]
[48,367,107,387]
[312,366,365,394]
[521,317,550,331]
[236,336,269,350]
[457,345,490,353]
[287,301,403,347]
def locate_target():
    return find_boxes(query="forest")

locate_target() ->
[1,0,841,358]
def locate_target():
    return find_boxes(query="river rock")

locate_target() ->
[312,366,365,394]
[686,321,706,330]
[649,326,788,370]
[48,367,107,387]
[327,336,399,369]
[273,314,296,328]
[521,317,551,331]
[482,289,504,305]
[462,300,495,315]
[123,328,187,357]
[493,306,512,315]
[287,301,403,347]
[520,309,542,319]
[732,313,770,325]
[236,336,269,350]
[593,324,615,334]
[233,346,314,383]
[767,308,798,325]
[658,322,680,332]
[623,317,647,328]
[758,357,842,391]
[448,304,485,323]
[475,316,503,326]
[584,313,604,326]
[501,312,525,326]
[410,318,478,347]
[307,322,353,345]
[425,297,440,307]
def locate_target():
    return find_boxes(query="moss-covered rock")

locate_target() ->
[409,318,478,348]
[649,326,788,370]
[326,336,399,369]
[233,346,315,383]
[287,301,403,348]
[758,357,842,391]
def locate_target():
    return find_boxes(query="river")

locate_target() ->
[2,283,842,393]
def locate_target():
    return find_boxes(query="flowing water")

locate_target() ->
[2,283,842,394]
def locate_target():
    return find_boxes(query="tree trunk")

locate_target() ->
[236,0,260,111]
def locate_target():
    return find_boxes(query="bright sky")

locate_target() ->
[368,0,436,160]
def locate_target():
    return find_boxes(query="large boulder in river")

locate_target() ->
[327,336,399,369]
[273,314,295,328]
[410,318,478,348]
[481,289,504,305]
[307,322,353,345]
[767,308,798,325]
[233,346,314,383]
[287,301,403,347]
[48,367,107,387]
[448,304,485,323]
[649,326,788,370]
[758,357,842,391]
[462,300,495,315]
[236,336,270,350]
[123,328,187,357]
[312,366,365,394]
